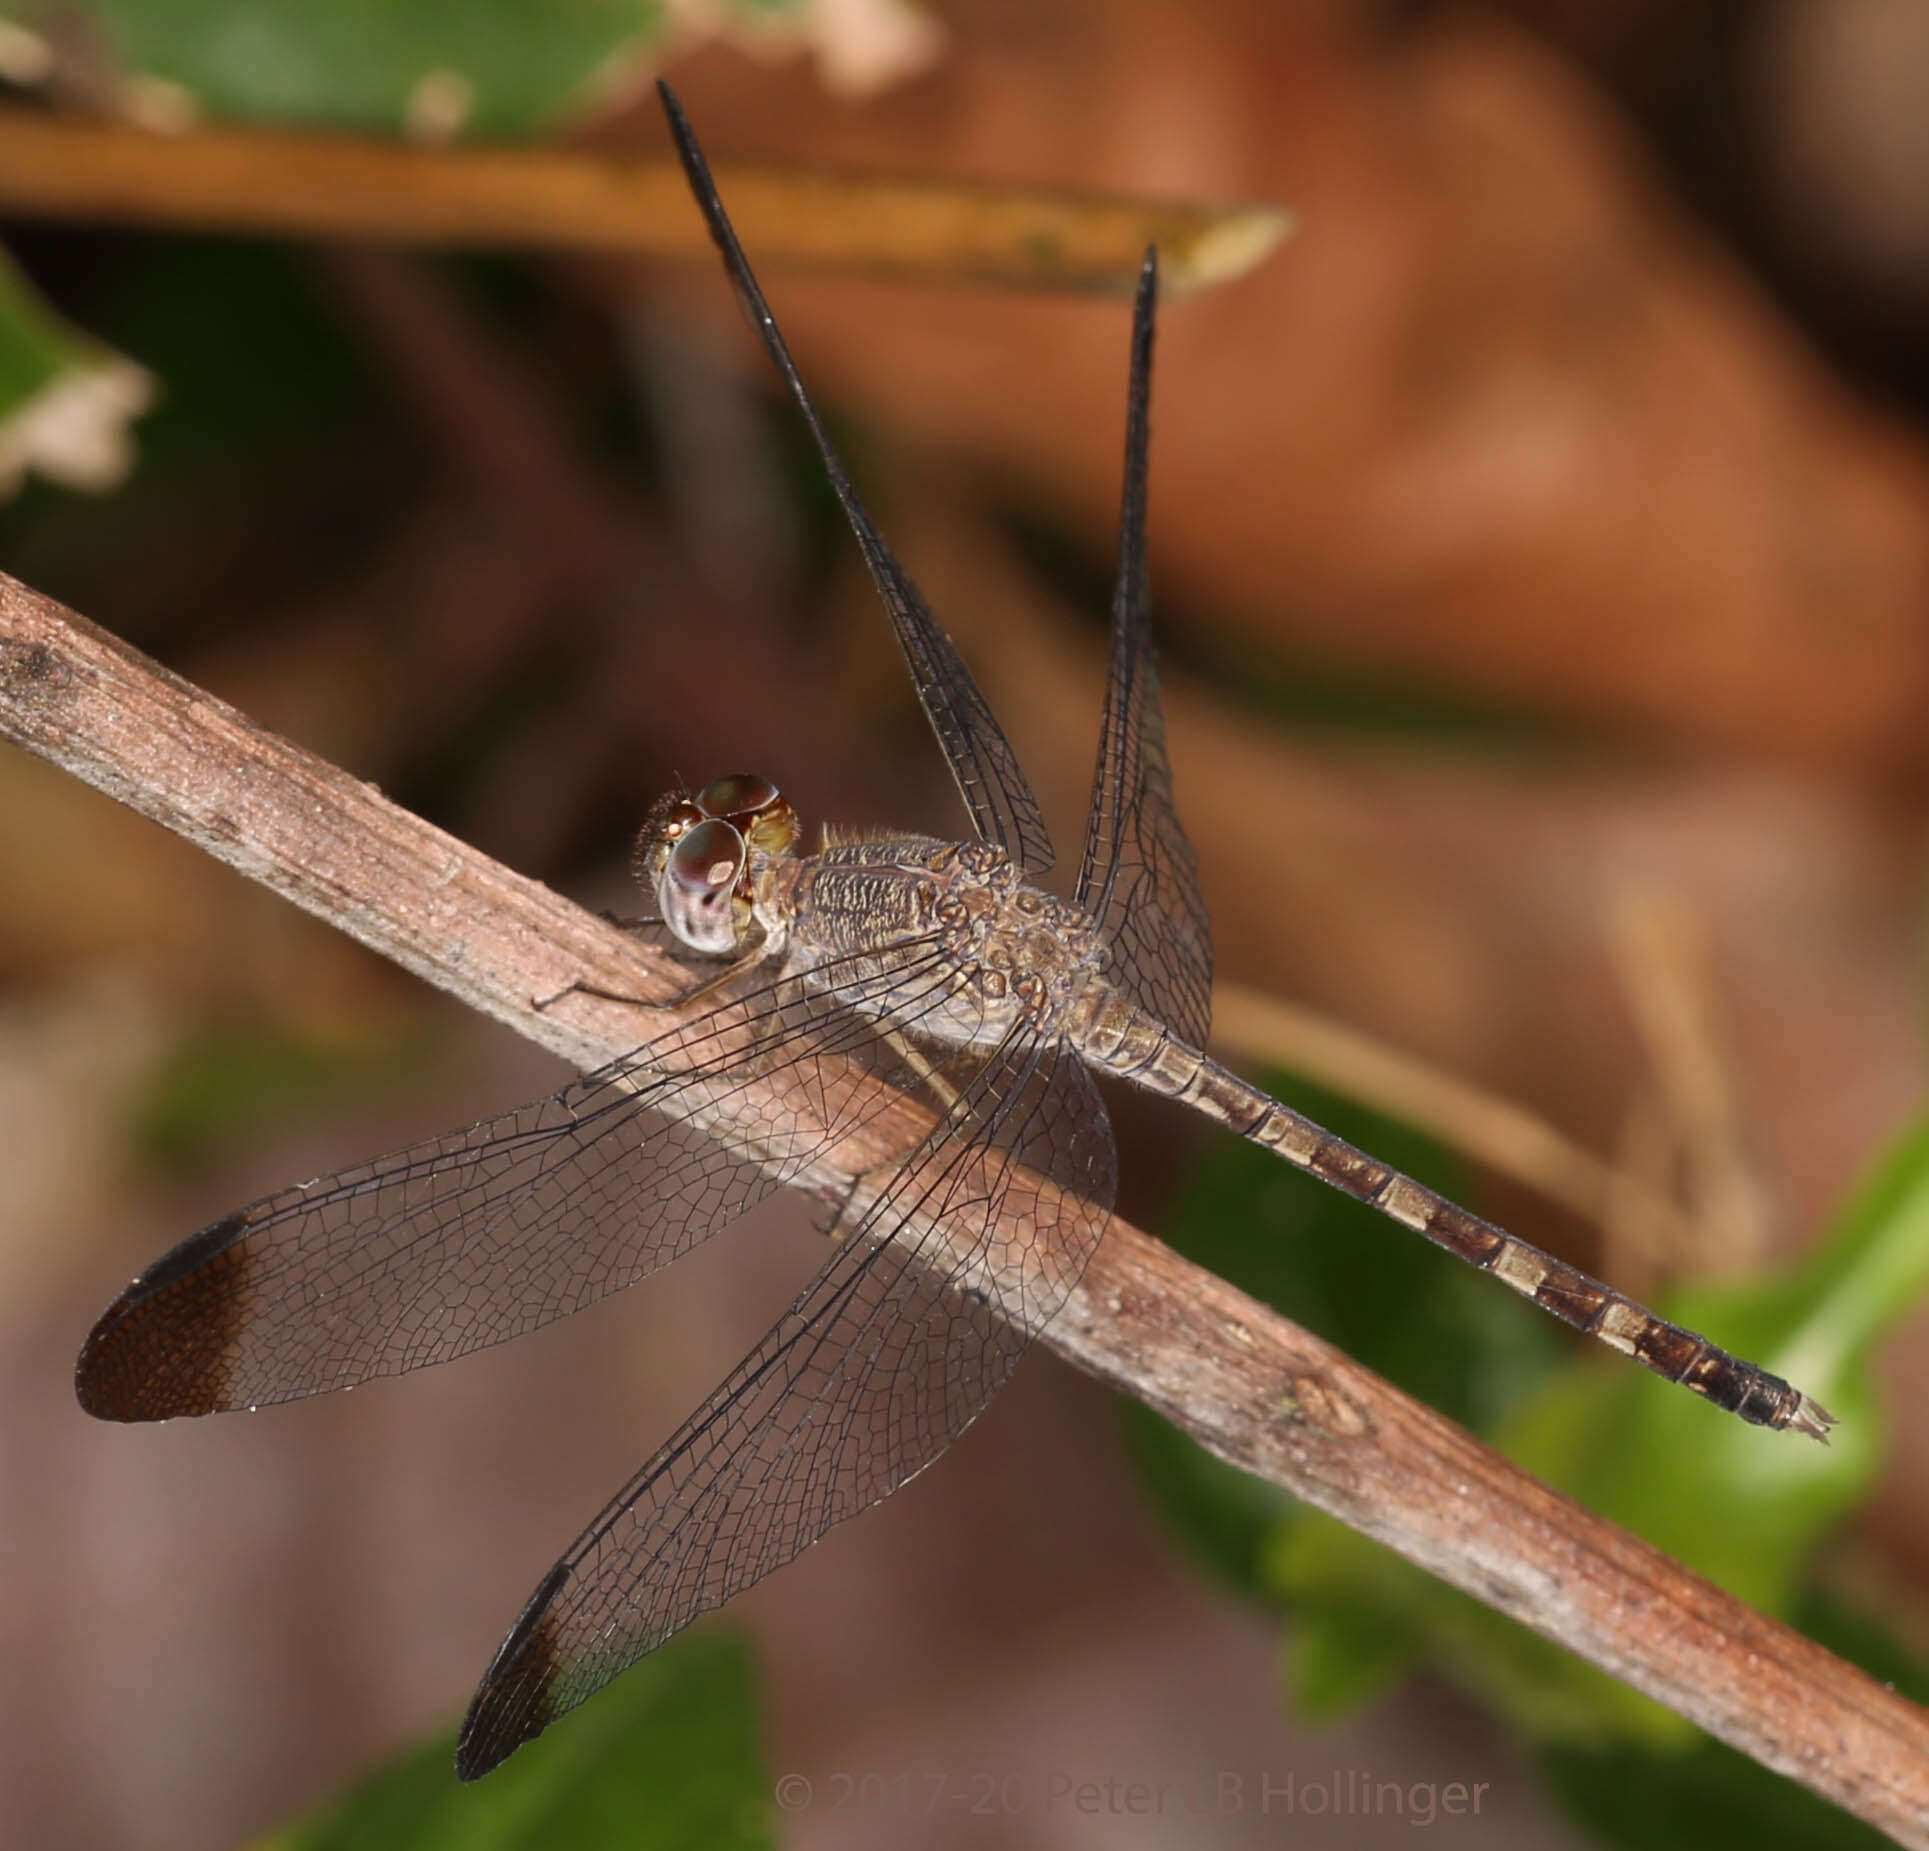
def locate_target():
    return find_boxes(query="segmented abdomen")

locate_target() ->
[1074,997,1832,1440]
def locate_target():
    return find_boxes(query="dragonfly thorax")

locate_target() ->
[634,773,800,955]
[765,835,1110,1047]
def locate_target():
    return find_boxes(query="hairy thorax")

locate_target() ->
[755,835,1107,1049]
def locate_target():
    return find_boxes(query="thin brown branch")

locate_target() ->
[0,109,1290,297]
[1608,887,1781,1270]
[3,570,1927,1843]
[1602,1083,1680,1298]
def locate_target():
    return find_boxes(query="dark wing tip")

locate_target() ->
[74,1299,141,1420]
[1133,245,1158,360]
[74,1207,254,1420]
[656,80,716,237]
[455,1560,573,1781]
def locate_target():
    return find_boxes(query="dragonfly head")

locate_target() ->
[634,773,800,955]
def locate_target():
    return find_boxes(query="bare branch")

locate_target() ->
[4,570,1926,1843]
[0,110,1289,298]
[1608,887,1781,1269]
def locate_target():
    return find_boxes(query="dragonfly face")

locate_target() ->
[635,773,800,956]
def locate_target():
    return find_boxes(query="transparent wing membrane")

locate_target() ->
[658,83,1055,879]
[1074,251,1214,1049]
[77,938,967,1421]
[457,1031,1114,1777]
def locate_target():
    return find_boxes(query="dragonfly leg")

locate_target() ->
[532,976,657,1013]
[880,1023,963,1117]
[594,907,660,932]
[819,1028,967,1244]
[533,947,764,1016]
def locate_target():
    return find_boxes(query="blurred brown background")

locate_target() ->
[5,1,1929,1845]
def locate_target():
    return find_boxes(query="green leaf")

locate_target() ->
[0,243,150,498]
[1533,1585,1929,1851]
[1125,1071,1562,1636]
[12,0,687,136]
[1160,1072,1565,1433]
[1537,1734,1886,1851]
[1135,1083,1929,1767]
[133,1016,422,1168]
[1269,1531,1424,1723]
[1505,1109,1929,1624]
[1117,1396,1299,1601]
[1276,1109,1929,1758]
[256,1630,772,1851]
[0,239,383,612]
[1795,1576,1929,1708]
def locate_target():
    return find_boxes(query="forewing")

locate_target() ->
[456,1027,1116,1778]
[76,940,963,1422]
[1073,250,1213,1049]
[657,83,1055,878]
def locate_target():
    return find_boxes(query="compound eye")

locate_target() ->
[658,818,747,954]
[658,798,707,841]
[631,796,708,889]
[695,773,798,859]
[696,773,780,821]
[665,819,744,899]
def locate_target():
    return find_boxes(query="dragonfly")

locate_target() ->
[75,82,1834,1782]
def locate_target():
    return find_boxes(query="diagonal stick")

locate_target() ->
[3,570,1927,1845]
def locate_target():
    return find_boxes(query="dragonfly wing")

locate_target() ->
[1074,250,1213,1049]
[456,1026,1115,1778]
[658,83,1055,879]
[76,938,966,1421]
